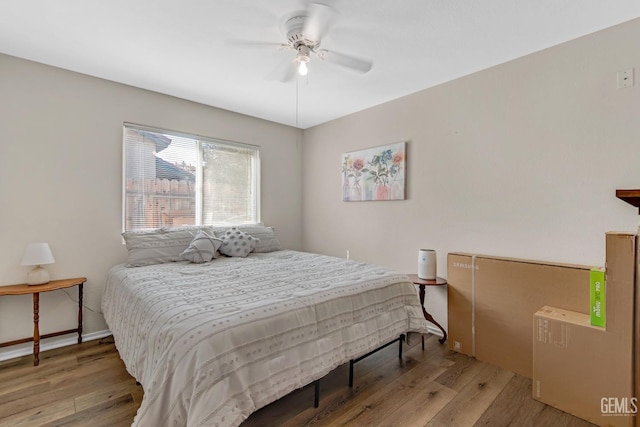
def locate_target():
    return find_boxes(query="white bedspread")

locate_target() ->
[102,250,429,427]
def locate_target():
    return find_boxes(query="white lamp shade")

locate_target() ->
[21,243,55,266]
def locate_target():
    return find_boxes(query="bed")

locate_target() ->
[102,227,429,427]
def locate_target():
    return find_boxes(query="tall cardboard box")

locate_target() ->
[604,233,637,427]
[532,232,636,426]
[636,229,640,424]
[533,306,634,427]
[447,254,475,356]
[447,253,591,377]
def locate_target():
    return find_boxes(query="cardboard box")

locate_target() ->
[447,253,591,377]
[633,228,640,427]
[603,232,637,427]
[590,267,606,328]
[637,230,640,427]
[533,306,634,426]
[532,232,636,426]
[604,232,636,335]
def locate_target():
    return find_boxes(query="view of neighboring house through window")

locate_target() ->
[123,124,260,231]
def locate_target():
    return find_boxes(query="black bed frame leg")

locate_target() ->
[314,379,320,408]
[348,359,354,388]
[348,334,405,389]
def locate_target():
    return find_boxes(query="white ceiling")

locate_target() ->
[1,1,639,129]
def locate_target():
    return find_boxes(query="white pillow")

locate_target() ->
[122,226,215,267]
[219,227,258,257]
[181,230,223,263]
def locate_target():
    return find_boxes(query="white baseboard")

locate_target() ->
[0,329,112,362]
[426,324,445,338]
[406,324,445,346]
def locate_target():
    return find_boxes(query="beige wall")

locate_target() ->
[0,54,302,357]
[302,18,640,332]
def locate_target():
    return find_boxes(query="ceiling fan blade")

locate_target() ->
[303,2,337,41]
[225,39,290,50]
[316,49,373,73]
[266,59,298,83]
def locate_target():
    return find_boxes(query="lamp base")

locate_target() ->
[27,265,50,285]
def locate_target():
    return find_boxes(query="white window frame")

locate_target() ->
[122,123,261,231]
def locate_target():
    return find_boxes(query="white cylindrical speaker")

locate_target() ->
[418,249,437,280]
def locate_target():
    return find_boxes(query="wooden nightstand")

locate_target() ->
[407,274,447,345]
[0,277,86,366]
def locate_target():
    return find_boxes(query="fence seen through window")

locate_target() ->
[123,124,260,231]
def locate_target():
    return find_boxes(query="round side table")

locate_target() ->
[407,274,447,345]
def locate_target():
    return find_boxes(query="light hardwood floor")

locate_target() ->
[0,334,596,427]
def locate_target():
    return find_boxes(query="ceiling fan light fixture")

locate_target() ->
[296,44,311,76]
[297,53,310,76]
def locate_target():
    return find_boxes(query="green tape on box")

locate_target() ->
[590,268,606,328]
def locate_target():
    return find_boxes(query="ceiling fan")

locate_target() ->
[226,2,373,82]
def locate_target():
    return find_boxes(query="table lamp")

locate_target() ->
[20,243,55,285]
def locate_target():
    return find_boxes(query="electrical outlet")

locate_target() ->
[617,68,634,88]
[454,341,462,351]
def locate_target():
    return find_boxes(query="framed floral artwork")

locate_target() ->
[341,141,406,201]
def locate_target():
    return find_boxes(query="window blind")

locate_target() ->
[123,124,260,231]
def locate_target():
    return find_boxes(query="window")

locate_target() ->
[123,123,260,231]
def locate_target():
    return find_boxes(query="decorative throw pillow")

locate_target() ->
[181,230,223,263]
[239,226,283,253]
[212,225,283,253]
[219,227,258,257]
